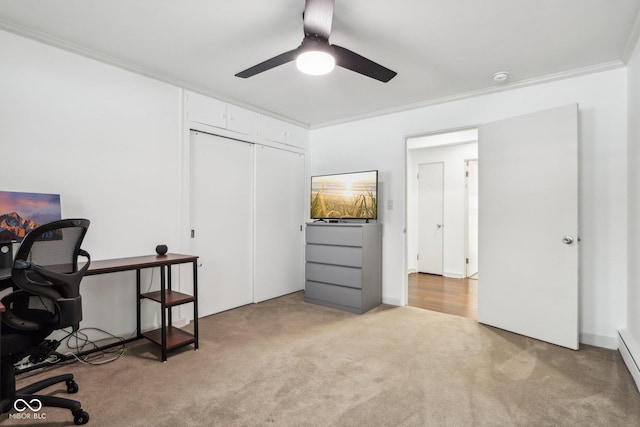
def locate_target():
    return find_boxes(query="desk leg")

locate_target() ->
[136,269,142,339]
[167,264,172,328]
[193,260,199,350]
[160,265,167,362]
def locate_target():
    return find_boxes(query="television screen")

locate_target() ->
[311,170,378,220]
[0,191,62,242]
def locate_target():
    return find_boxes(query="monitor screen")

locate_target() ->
[0,191,62,242]
[311,170,378,220]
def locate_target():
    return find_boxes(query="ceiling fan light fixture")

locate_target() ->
[235,0,396,82]
[296,49,335,75]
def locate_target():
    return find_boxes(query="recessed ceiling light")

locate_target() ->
[492,71,509,82]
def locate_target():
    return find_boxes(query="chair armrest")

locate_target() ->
[15,250,90,299]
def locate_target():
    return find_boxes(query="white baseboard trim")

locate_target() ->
[618,329,640,392]
[579,332,618,350]
[443,271,465,279]
[382,296,403,306]
[405,270,466,278]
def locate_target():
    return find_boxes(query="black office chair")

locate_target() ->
[0,219,91,425]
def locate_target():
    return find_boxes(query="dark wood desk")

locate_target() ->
[86,253,199,362]
[4,254,199,365]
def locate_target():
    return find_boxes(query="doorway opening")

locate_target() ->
[406,129,478,319]
[407,273,478,319]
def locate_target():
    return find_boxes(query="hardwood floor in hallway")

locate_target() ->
[408,273,478,319]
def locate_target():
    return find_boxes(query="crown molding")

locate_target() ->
[0,17,627,131]
[310,60,625,129]
[0,18,309,129]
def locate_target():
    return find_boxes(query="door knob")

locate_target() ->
[436,224,442,229]
[562,235,574,245]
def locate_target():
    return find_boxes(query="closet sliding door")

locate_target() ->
[254,145,305,302]
[190,131,254,317]
[190,132,305,315]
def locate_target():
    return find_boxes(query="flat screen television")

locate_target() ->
[311,170,378,220]
[0,191,62,242]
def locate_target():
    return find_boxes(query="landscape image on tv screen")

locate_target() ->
[0,191,62,242]
[311,170,377,219]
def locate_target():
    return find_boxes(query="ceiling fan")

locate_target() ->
[235,0,397,82]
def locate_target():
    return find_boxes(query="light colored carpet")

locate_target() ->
[2,291,640,426]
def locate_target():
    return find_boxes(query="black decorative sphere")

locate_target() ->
[155,244,168,255]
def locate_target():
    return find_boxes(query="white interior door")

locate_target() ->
[478,104,579,349]
[466,160,479,278]
[418,162,444,275]
[190,131,254,317]
[254,145,305,302]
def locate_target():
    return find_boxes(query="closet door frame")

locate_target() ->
[180,117,307,320]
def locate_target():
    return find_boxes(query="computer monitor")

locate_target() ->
[0,191,62,242]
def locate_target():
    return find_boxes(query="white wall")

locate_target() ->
[622,34,640,385]
[407,142,478,277]
[310,69,628,347]
[0,30,183,337]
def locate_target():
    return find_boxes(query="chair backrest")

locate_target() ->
[9,219,90,331]
[14,219,89,274]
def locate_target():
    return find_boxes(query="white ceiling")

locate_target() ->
[1,0,639,127]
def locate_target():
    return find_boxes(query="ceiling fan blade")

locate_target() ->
[303,0,334,40]
[332,44,397,83]
[235,48,299,78]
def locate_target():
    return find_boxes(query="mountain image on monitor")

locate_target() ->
[0,191,62,242]
[0,212,39,241]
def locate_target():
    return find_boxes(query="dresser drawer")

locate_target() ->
[305,262,362,288]
[306,225,362,247]
[305,281,362,309]
[306,244,363,267]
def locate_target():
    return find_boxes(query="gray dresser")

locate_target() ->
[304,222,382,314]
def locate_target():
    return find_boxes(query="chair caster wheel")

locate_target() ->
[66,379,79,393]
[73,409,89,425]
